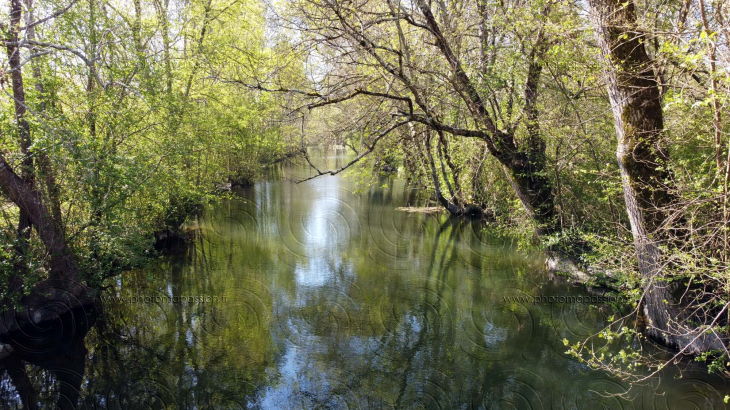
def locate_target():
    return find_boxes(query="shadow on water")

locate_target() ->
[0,305,94,410]
[1,151,730,409]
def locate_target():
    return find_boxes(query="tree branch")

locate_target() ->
[297,121,409,183]
[21,0,79,31]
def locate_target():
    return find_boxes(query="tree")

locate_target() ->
[277,0,559,231]
[588,0,726,353]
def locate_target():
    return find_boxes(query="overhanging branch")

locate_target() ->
[297,121,409,183]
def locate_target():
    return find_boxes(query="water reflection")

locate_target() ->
[0,305,93,410]
[1,153,729,409]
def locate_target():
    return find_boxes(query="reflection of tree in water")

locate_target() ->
[269,210,631,409]
[84,216,280,409]
[277,216,480,408]
[0,305,93,410]
[1,205,282,409]
[4,173,727,409]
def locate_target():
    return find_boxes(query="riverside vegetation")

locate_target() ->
[0,0,729,403]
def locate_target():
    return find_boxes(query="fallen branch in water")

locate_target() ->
[395,206,445,214]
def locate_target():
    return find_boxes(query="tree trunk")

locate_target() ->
[0,153,90,342]
[5,0,34,291]
[133,0,153,94]
[422,129,462,215]
[6,0,32,185]
[500,151,555,234]
[154,0,173,95]
[496,33,555,234]
[0,157,78,285]
[183,0,213,101]
[589,0,725,353]
[436,133,456,201]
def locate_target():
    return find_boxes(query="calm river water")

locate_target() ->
[2,153,729,409]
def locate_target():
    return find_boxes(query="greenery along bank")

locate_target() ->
[0,0,729,382]
[0,0,304,302]
[265,0,730,376]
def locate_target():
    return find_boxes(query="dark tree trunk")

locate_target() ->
[504,35,555,234]
[422,130,462,215]
[0,154,90,345]
[589,0,725,353]
[0,157,79,286]
[1,2,86,346]
[437,136,456,201]
[6,0,32,184]
[500,150,555,234]
[5,0,34,293]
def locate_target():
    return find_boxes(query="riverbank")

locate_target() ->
[3,168,729,408]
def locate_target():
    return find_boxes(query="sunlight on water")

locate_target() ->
[3,152,729,409]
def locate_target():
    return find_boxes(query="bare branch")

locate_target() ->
[296,121,409,183]
[21,0,79,31]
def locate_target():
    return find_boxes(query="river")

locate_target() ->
[1,153,728,409]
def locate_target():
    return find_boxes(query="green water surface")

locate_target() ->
[6,154,729,409]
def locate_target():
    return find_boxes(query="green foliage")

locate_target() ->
[0,0,728,384]
[0,0,303,284]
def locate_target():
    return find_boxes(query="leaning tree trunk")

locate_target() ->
[589,0,725,353]
[0,156,82,288]
[500,35,555,234]
[0,154,90,342]
[417,0,556,232]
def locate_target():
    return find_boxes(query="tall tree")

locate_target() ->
[5,0,34,292]
[284,0,557,231]
[588,0,725,352]
[414,0,555,230]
